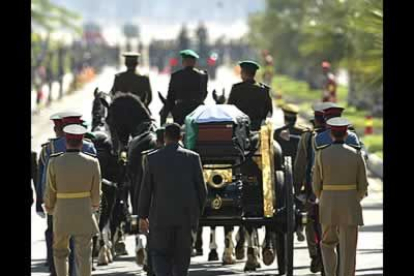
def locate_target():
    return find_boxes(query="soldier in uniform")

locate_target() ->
[293,102,331,273]
[312,117,369,276]
[38,112,97,276]
[274,103,307,160]
[321,61,337,103]
[314,104,362,150]
[138,123,207,276]
[44,124,101,276]
[110,52,153,107]
[166,49,209,125]
[227,60,273,130]
[31,149,38,207]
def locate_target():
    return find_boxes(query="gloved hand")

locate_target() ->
[37,211,46,218]
[36,201,45,218]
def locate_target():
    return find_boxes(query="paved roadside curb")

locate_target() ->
[367,154,383,179]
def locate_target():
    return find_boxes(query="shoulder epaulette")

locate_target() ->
[50,152,64,158]
[316,144,331,151]
[258,82,271,90]
[82,151,97,158]
[144,149,158,156]
[41,141,50,147]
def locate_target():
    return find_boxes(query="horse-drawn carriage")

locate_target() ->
[90,90,304,276]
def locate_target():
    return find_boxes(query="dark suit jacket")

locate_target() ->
[138,143,207,229]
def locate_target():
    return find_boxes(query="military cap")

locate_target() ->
[326,117,350,131]
[324,104,344,116]
[281,103,299,115]
[50,112,65,127]
[179,49,199,59]
[238,60,260,71]
[123,52,140,58]
[60,111,83,126]
[63,124,87,140]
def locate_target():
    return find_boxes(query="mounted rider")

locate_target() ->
[110,52,153,107]
[166,49,209,125]
[227,60,273,131]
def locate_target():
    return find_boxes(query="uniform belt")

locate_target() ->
[57,192,91,199]
[323,185,357,191]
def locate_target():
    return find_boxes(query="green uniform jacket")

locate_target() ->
[227,80,272,128]
[111,70,152,106]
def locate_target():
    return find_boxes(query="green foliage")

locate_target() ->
[31,0,81,33]
[249,0,383,104]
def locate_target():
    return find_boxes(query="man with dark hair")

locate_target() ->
[166,49,209,125]
[138,123,207,276]
[44,124,101,276]
[313,117,368,276]
[110,52,153,106]
[227,60,273,130]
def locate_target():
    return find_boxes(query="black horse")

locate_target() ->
[106,92,158,270]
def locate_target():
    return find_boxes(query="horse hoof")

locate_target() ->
[235,246,245,260]
[222,252,236,265]
[106,247,113,263]
[196,248,203,256]
[262,248,275,266]
[208,249,219,261]
[136,248,146,266]
[97,246,109,266]
[115,242,128,256]
[244,263,257,272]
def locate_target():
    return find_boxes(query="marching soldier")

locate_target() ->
[293,102,331,273]
[314,104,362,150]
[31,149,38,207]
[227,60,273,130]
[110,52,153,107]
[166,49,209,125]
[38,112,97,276]
[44,124,101,276]
[312,117,368,276]
[274,103,307,161]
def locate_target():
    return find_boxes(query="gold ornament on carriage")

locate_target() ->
[203,164,233,189]
[211,195,223,210]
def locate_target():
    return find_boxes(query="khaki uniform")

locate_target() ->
[312,142,369,276]
[294,129,319,258]
[44,150,101,276]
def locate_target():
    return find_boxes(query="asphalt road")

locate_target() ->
[31,65,383,276]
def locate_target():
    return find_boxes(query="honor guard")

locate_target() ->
[274,103,308,161]
[227,60,273,130]
[314,104,362,150]
[44,124,101,276]
[293,102,331,273]
[312,117,369,276]
[110,52,153,106]
[166,49,209,125]
[38,112,97,276]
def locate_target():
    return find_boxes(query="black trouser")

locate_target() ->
[46,215,77,276]
[149,225,192,276]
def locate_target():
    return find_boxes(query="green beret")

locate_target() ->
[238,60,260,71]
[179,49,199,59]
